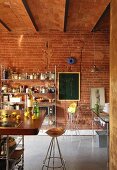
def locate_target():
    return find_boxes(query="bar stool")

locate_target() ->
[42,127,66,170]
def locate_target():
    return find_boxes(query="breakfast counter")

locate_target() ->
[0,109,46,170]
[0,110,46,135]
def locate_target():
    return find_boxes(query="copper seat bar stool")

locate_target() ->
[42,127,66,170]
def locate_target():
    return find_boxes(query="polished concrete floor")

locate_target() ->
[24,134,108,170]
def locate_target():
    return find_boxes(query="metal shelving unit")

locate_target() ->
[0,65,57,169]
[0,65,56,115]
[0,135,24,170]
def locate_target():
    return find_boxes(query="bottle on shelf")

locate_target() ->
[2,67,10,79]
[1,84,8,93]
[29,73,33,80]
[15,104,20,110]
[26,91,33,114]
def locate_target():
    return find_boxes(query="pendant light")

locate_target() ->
[91,65,98,73]
[91,34,98,73]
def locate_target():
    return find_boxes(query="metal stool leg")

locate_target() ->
[42,137,66,169]
[47,138,54,170]
[56,137,66,170]
[42,137,54,170]
[52,138,55,169]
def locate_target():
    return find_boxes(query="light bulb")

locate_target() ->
[91,65,98,72]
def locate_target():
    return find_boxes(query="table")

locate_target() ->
[0,110,46,170]
[92,110,109,169]
[0,110,46,135]
[92,110,109,134]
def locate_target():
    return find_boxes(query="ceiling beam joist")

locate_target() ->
[0,19,11,31]
[64,0,70,32]
[22,0,39,31]
[91,3,110,32]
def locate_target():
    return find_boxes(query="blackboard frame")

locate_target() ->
[58,72,80,101]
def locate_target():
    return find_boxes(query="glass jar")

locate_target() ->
[49,72,55,80]
[40,86,47,94]
[18,74,22,80]
[29,73,33,80]
[33,73,37,79]
[12,72,18,80]
[2,85,8,93]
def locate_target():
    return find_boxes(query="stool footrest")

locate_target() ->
[42,135,66,170]
[43,157,66,169]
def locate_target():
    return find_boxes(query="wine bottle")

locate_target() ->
[33,100,40,118]
[27,92,33,113]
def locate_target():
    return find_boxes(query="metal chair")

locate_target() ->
[66,102,80,135]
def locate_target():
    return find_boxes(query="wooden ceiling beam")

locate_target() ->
[64,0,70,32]
[22,0,39,31]
[0,19,11,31]
[91,3,110,32]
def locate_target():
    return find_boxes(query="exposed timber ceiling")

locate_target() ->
[0,0,110,33]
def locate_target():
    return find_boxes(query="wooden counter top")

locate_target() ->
[0,110,46,135]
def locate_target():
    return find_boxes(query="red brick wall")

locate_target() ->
[0,31,109,129]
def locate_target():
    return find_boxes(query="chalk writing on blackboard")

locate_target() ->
[58,72,80,100]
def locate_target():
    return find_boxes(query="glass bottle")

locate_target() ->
[27,92,33,114]
[27,95,33,107]
[30,73,33,80]
[33,100,40,118]
[7,67,12,79]
[2,67,9,79]
[2,67,5,79]
[5,68,9,79]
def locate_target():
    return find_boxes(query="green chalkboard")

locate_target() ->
[58,72,80,100]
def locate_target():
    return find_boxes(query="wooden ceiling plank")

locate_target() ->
[22,0,39,31]
[64,0,70,32]
[0,19,11,31]
[91,3,110,32]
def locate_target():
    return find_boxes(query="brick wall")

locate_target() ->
[0,31,109,129]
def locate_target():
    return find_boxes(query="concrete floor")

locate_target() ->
[24,135,108,170]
